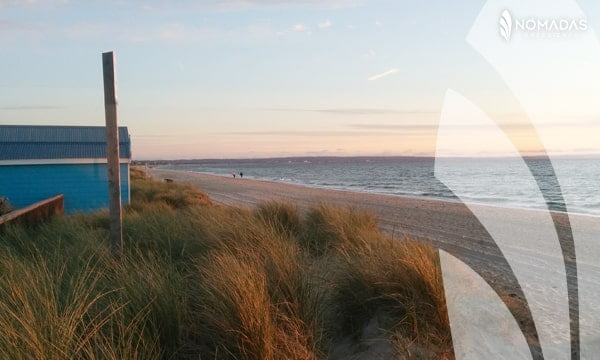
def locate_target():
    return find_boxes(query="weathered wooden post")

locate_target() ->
[102,51,123,257]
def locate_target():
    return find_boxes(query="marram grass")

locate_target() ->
[0,168,452,359]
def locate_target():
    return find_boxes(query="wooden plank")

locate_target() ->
[0,194,64,227]
[102,51,123,257]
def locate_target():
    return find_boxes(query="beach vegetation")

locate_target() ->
[0,197,12,216]
[0,168,452,359]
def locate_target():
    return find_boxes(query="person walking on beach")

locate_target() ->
[232,172,236,179]
[240,172,243,178]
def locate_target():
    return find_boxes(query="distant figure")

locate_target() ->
[240,172,244,178]
[232,172,236,179]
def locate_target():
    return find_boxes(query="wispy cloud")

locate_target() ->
[127,22,226,43]
[364,49,376,58]
[132,0,365,12]
[85,21,271,44]
[158,23,188,41]
[261,108,437,116]
[367,68,398,81]
[0,18,42,31]
[0,0,34,7]
[0,0,68,8]
[318,20,332,28]
[349,124,436,131]
[211,0,363,10]
[218,130,430,137]
[350,120,600,131]
[1,105,64,110]
[323,109,435,116]
[291,23,307,32]
[220,121,600,140]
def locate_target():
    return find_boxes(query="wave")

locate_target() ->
[162,158,599,216]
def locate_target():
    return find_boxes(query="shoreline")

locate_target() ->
[156,167,599,219]
[148,167,600,350]
[146,168,595,261]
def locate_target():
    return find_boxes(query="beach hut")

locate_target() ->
[0,125,131,213]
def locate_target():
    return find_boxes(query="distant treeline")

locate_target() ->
[133,156,437,167]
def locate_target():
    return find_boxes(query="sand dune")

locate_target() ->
[147,168,599,352]
[147,168,588,271]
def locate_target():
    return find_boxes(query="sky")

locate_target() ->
[1,0,600,159]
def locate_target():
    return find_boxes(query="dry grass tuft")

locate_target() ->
[0,197,12,216]
[301,203,379,257]
[255,201,301,236]
[128,167,211,212]
[0,167,452,359]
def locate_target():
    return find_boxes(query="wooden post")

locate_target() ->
[102,51,123,257]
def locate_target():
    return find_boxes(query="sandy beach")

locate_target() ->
[148,168,600,351]
[148,168,594,287]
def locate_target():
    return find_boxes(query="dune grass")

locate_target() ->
[0,197,12,216]
[0,168,452,359]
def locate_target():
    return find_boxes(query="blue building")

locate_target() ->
[0,125,131,213]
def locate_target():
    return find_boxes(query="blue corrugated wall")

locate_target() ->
[0,163,130,213]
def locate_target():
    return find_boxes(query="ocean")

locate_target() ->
[160,156,600,216]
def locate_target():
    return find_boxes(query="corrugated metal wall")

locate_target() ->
[0,163,130,213]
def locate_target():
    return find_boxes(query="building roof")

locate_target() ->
[0,125,131,161]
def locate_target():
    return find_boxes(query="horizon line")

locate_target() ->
[132,153,600,162]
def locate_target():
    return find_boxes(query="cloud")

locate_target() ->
[210,0,363,10]
[367,68,398,81]
[2,17,281,45]
[127,23,223,43]
[349,124,437,131]
[218,120,600,141]
[261,108,437,116]
[0,0,67,8]
[63,22,113,40]
[158,23,188,41]
[291,23,307,32]
[0,105,64,110]
[364,49,376,58]
[1,0,360,11]
[218,130,430,137]
[320,109,435,116]
[0,0,34,7]
[135,0,364,12]
[0,18,42,32]
[318,20,332,28]
[350,120,600,131]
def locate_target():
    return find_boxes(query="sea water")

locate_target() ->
[161,156,600,216]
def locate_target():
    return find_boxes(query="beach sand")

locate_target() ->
[146,169,586,277]
[148,168,599,354]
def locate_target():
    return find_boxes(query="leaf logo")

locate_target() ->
[437,2,600,359]
[435,90,571,359]
[500,10,512,42]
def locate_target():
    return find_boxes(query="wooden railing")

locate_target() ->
[0,194,64,228]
